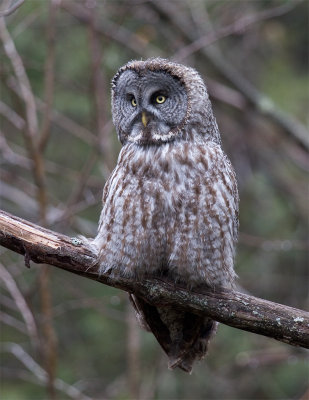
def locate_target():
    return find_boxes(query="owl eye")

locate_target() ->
[131,97,137,107]
[156,95,166,104]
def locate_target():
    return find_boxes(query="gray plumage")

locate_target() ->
[91,58,239,372]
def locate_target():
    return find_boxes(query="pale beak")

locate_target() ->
[142,112,148,127]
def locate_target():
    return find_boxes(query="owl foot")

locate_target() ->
[168,354,193,374]
[167,342,195,373]
[167,355,183,370]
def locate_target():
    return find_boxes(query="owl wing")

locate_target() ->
[129,294,171,348]
[96,164,121,232]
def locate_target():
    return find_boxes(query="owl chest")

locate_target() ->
[112,169,182,221]
[112,145,210,222]
[102,143,221,240]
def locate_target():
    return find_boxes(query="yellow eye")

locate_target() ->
[156,95,166,104]
[131,98,137,107]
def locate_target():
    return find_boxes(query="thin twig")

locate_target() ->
[0,21,47,219]
[0,15,57,397]
[0,16,38,139]
[88,5,114,169]
[0,100,25,129]
[61,1,160,57]
[0,311,26,332]
[2,343,93,400]
[151,0,309,151]
[173,1,302,62]
[126,301,141,399]
[0,0,25,17]
[0,262,40,348]
[6,76,98,145]
[39,0,58,151]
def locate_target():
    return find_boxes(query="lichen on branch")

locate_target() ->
[0,209,308,349]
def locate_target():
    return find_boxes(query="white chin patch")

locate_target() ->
[130,130,176,144]
[152,132,176,141]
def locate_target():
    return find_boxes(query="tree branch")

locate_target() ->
[0,0,25,17]
[151,0,309,151]
[0,209,308,349]
[172,1,300,62]
[2,343,92,400]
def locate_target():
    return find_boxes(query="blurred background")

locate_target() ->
[0,0,308,399]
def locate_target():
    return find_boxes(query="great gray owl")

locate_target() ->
[91,58,239,373]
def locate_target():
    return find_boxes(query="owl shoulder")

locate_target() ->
[192,140,234,173]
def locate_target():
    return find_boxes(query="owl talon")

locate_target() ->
[168,355,193,374]
[168,356,183,370]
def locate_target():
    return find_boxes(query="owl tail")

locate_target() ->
[167,317,218,373]
[130,295,217,373]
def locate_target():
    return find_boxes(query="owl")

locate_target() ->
[91,58,239,373]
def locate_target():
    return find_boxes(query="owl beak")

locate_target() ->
[141,112,148,127]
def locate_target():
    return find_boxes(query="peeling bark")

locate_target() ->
[0,209,308,349]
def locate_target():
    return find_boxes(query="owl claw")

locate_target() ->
[168,345,194,373]
[168,356,183,370]
[168,356,193,374]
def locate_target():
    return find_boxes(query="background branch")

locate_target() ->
[0,209,308,350]
[1,10,57,397]
[0,0,24,17]
[1,343,92,400]
[1,1,307,397]
[151,0,309,151]
[0,262,39,349]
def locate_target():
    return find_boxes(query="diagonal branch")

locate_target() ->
[172,1,302,62]
[0,262,39,349]
[2,343,92,400]
[151,0,309,151]
[0,209,308,349]
[0,0,25,17]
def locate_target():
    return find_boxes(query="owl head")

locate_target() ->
[111,58,221,145]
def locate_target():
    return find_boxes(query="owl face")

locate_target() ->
[112,69,188,145]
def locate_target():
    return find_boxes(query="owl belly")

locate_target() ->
[95,142,237,288]
[95,174,169,278]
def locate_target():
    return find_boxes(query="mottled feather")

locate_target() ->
[91,58,239,372]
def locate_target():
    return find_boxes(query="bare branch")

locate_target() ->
[0,310,26,332]
[0,100,25,129]
[0,262,39,348]
[39,0,58,151]
[2,343,93,400]
[0,209,308,349]
[0,22,47,220]
[1,14,57,394]
[0,0,25,17]
[87,4,113,169]
[0,15,38,139]
[6,76,98,145]
[172,1,302,62]
[206,79,247,110]
[0,133,31,168]
[60,1,160,57]
[151,0,309,151]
